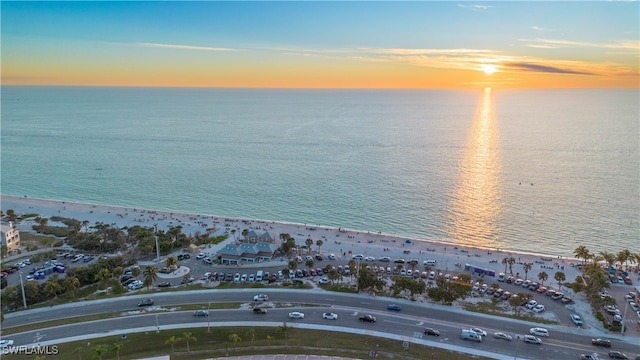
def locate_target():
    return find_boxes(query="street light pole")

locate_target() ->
[513,335,520,360]
[621,300,628,335]
[155,314,159,333]
[154,224,160,261]
[207,302,211,332]
[19,271,27,309]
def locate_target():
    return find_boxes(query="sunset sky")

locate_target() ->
[2,1,638,88]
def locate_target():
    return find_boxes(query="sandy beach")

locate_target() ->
[1,194,583,283]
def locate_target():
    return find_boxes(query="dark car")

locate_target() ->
[387,304,401,311]
[423,328,441,336]
[315,254,323,261]
[359,314,376,323]
[157,281,172,288]
[592,338,611,348]
[138,298,154,307]
[253,307,267,314]
[193,310,209,317]
[608,351,628,360]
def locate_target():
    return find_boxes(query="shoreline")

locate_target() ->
[1,194,584,281]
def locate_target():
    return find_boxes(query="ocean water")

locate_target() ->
[1,86,638,257]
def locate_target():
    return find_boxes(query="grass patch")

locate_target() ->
[322,283,358,293]
[6,327,492,360]
[464,300,559,325]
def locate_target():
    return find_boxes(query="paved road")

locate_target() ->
[3,289,639,359]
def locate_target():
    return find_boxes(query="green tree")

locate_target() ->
[182,331,196,353]
[143,266,158,290]
[91,344,109,360]
[165,256,178,269]
[616,249,631,268]
[288,260,298,271]
[112,342,124,360]
[554,271,566,291]
[44,277,62,300]
[305,258,314,270]
[131,266,141,278]
[523,263,532,280]
[229,333,242,348]
[316,239,323,253]
[112,267,124,281]
[6,209,17,222]
[600,251,616,268]
[246,328,256,347]
[507,257,516,274]
[72,346,85,360]
[241,229,249,241]
[278,322,291,346]
[305,237,313,255]
[165,335,179,354]
[427,276,472,304]
[509,292,533,315]
[502,257,509,273]
[94,268,111,285]
[537,271,548,286]
[574,246,591,264]
[357,267,385,294]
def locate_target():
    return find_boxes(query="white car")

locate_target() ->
[523,335,542,344]
[0,340,14,348]
[526,300,538,309]
[532,305,546,313]
[471,328,487,337]
[529,327,549,337]
[318,277,330,284]
[328,253,336,260]
[364,256,376,262]
[493,332,512,341]
[570,314,583,326]
[253,294,269,301]
[322,312,338,320]
[288,312,305,319]
[196,253,206,259]
[630,302,639,311]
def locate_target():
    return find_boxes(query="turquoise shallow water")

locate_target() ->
[1,86,638,256]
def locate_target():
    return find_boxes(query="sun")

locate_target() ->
[480,64,497,75]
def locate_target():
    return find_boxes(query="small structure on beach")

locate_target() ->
[217,241,276,264]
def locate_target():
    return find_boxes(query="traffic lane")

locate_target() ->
[4,307,610,360]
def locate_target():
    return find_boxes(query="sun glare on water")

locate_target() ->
[480,64,497,75]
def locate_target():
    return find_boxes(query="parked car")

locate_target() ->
[322,312,338,320]
[196,253,206,259]
[532,305,546,313]
[138,298,154,307]
[288,312,305,319]
[423,328,441,336]
[493,332,513,341]
[591,338,612,348]
[570,314,583,327]
[193,310,209,317]
[157,281,172,288]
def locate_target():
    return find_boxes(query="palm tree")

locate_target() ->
[44,278,62,300]
[92,344,109,360]
[554,271,566,291]
[316,239,323,253]
[278,322,291,346]
[73,346,85,360]
[616,249,631,269]
[574,245,590,264]
[288,259,298,271]
[507,257,516,274]
[502,257,509,273]
[112,267,124,281]
[241,229,249,242]
[143,266,158,290]
[599,251,616,268]
[246,328,256,347]
[229,333,242,348]
[82,220,90,234]
[94,268,111,285]
[165,256,178,270]
[131,266,141,278]
[305,259,314,270]
[305,237,313,255]
[64,276,80,298]
[538,271,548,286]
[182,331,196,353]
[165,335,179,354]
[523,263,532,280]
[112,342,124,360]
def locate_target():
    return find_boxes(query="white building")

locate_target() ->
[0,221,21,251]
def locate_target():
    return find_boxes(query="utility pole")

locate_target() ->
[19,271,27,309]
